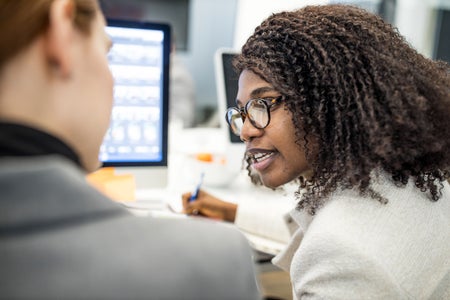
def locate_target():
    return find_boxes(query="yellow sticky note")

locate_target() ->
[87,167,136,202]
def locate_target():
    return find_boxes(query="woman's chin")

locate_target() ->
[260,176,284,189]
[259,170,307,189]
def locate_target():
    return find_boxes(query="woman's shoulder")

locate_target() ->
[315,176,449,229]
[292,177,450,298]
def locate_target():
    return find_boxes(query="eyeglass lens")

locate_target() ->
[226,99,270,136]
[227,108,244,136]
[248,99,269,128]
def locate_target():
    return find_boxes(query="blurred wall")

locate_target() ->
[395,0,450,59]
[178,0,238,124]
[233,0,329,50]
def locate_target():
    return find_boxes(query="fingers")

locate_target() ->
[181,189,226,218]
[190,207,200,216]
[181,191,191,209]
[181,191,201,216]
[185,203,202,216]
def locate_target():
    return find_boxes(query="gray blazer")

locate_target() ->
[0,156,260,300]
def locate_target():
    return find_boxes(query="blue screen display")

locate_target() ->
[100,20,170,166]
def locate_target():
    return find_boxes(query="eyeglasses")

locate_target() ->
[225,96,284,136]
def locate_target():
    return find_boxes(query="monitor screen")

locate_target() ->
[98,19,171,189]
[433,8,450,64]
[100,19,170,168]
[214,48,245,172]
[214,49,242,144]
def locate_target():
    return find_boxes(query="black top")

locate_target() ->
[0,122,81,167]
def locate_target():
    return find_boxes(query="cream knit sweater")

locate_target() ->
[273,174,450,300]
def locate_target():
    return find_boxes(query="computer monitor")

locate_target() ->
[433,8,450,64]
[214,48,245,168]
[99,19,171,189]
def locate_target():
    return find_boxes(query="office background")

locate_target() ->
[104,0,450,126]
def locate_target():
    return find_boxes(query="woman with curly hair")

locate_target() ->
[184,4,450,299]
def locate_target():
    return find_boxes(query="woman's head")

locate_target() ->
[235,4,450,213]
[0,0,113,173]
[0,0,98,70]
[235,69,311,189]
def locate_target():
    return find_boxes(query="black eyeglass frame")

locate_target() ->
[225,96,284,136]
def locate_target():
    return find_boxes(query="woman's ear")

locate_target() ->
[45,0,76,78]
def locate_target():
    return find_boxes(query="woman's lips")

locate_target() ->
[247,150,276,172]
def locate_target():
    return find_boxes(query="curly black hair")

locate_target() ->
[234,4,450,214]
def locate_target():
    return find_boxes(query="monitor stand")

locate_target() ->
[115,166,168,190]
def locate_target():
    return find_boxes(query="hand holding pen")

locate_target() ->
[189,172,204,205]
[181,175,238,221]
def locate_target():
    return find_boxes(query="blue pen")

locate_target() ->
[189,172,204,202]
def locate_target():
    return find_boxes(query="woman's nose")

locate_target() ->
[239,118,262,142]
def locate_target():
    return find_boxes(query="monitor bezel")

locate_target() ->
[101,19,171,168]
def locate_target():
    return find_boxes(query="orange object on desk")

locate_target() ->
[195,152,226,164]
[86,167,136,202]
[195,152,213,162]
